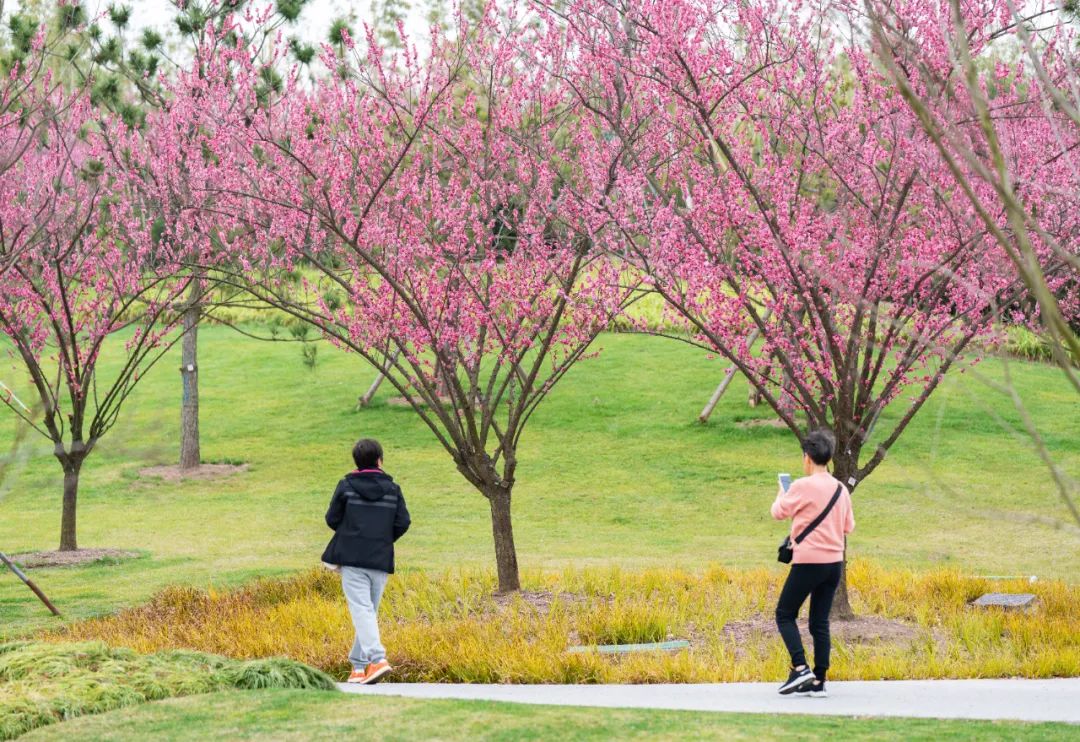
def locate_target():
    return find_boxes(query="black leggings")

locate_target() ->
[775,562,842,681]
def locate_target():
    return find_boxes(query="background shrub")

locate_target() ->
[1004,325,1080,365]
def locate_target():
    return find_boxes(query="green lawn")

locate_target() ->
[1,327,1078,637]
[20,689,1079,741]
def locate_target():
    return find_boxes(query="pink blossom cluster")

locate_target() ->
[542,0,1074,481]
[0,74,190,446]
[134,8,638,470]
[865,0,1080,330]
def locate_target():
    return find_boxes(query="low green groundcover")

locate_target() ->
[22,689,1080,742]
[0,641,333,740]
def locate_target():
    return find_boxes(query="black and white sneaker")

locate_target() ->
[778,666,815,695]
[795,680,828,698]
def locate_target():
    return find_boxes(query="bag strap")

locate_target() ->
[793,484,843,544]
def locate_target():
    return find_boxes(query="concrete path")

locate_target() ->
[339,679,1080,723]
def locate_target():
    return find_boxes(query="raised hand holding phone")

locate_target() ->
[778,473,792,493]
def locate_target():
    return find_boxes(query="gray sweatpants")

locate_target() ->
[340,566,389,669]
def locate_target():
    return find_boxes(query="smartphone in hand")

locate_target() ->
[778,473,792,493]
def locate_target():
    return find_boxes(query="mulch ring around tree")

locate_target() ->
[385,396,453,409]
[8,548,141,569]
[138,463,248,483]
[490,589,592,614]
[721,613,943,656]
[734,418,788,429]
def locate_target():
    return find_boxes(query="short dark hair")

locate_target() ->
[352,438,383,469]
[802,429,835,465]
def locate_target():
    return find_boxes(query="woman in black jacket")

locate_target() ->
[322,438,410,685]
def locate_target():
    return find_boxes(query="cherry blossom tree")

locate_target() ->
[551,0,1047,615]
[867,0,1079,375]
[157,10,637,591]
[866,0,1080,524]
[76,0,319,471]
[0,99,191,551]
[2,18,95,275]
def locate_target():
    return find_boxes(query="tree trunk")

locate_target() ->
[831,536,855,620]
[486,486,520,592]
[179,296,200,470]
[59,461,81,552]
[830,455,858,620]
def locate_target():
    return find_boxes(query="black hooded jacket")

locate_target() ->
[321,469,411,573]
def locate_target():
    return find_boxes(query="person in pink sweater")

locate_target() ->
[770,429,854,697]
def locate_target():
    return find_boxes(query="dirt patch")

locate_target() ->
[139,463,248,483]
[735,418,788,429]
[9,548,140,569]
[385,396,452,409]
[722,613,933,653]
[491,590,591,614]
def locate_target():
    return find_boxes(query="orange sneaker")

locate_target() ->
[360,660,392,685]
[346,667,368,684]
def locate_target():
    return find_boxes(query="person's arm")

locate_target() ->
[843,490,855,534]
[393,488,411,541]
[771,480,802,520]
[325,482,346,530]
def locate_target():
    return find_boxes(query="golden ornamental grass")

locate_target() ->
[51,562,1080,683]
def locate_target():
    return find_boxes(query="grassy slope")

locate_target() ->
[22,690,1080,742]
[1,327,1078,637]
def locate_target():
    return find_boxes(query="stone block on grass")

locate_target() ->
[971,593,1037,610]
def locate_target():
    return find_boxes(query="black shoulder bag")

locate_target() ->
[777,484,842,564]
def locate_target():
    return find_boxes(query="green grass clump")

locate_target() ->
[577,601,670,646]
[0,641,333,740]
[52,564,1080,684]
[1004,325,1080,365]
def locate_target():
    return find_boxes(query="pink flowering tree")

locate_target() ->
[161,12,637,591]
[866,0,1080,523]
[0,100,191,551]
[554,0,1041,615]
[77,0,321,471]
[1,20,93,276]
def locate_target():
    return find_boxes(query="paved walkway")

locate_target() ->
[339,679,1080,723]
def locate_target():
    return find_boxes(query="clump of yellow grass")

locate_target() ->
[52,561,1079,683]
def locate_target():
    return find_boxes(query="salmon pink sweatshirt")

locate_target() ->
[771,472,854,564]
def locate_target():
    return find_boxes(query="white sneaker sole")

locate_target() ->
[360,665,392,685]
[778,674,815,694]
